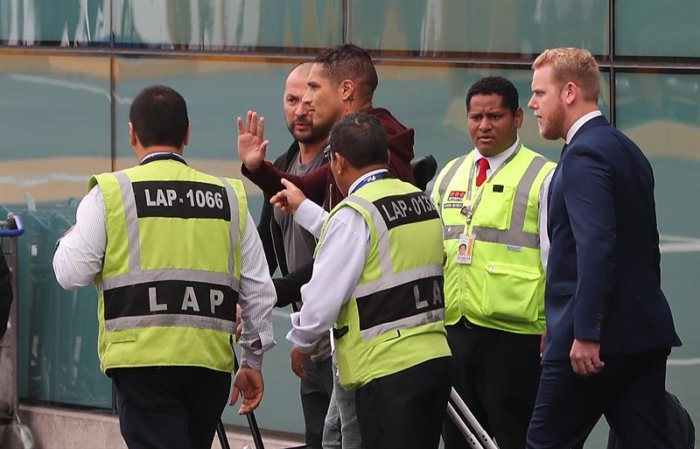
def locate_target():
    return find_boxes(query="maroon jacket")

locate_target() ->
[242,107,415,211]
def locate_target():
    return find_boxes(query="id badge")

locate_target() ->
[456,234,475,265]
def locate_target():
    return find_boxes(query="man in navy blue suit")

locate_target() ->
[525,47,682,448]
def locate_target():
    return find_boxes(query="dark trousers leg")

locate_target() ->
[526,349,672,449]
[444,322,542,449]
[355,357,451,449]
[113,366,231,449]
[300,357,334,448]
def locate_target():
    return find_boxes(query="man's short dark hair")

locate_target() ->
[129,85,189,148]
[329,112,388,169]
[466,76,519,115]
[315,44,378,100]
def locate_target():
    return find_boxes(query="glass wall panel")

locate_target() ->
[615,71,700,429]
[0,54,112,407]
[616,0,700,57]
[0,0,110,46]
[114,0,343,50]
[349,0,609,56]
[372,64,610,172]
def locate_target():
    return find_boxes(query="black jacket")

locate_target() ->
[256,142,318,308]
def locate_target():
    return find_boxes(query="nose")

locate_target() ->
[478,117,491,130]
[527,95,536,110]
[294,100,308,117]
[301,86,312,106]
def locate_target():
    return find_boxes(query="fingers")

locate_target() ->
[571,355,605,377]
[259,139,269,155]
[291,360,308,380]
[244,111,265,136]
[239,391,263,415]
[236,116,244,135]
[258,115,265,138]
[279,178,298,191]
[230,385,240,406]
[269,192,288,210]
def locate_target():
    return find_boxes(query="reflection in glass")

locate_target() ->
[0,54,112,407]
[113,0,342,50]
[0,0,110,46]
[349,0,608,56]
[373,64,609,167]
[616,0,700,57]
[616,72,700,159]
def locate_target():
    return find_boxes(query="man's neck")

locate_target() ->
[298,140,326,165]
[138,146,183,162]
[346,98,373,115]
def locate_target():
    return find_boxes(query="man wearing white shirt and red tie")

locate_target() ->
[431,76,555,449]
[273,112,451,449]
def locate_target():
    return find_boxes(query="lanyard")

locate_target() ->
[349,171,389,195]
[462,145,521,227]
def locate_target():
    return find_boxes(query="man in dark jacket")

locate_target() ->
[256,61,335,449]
[238,44,416,449]
[238,43,416,305]
[238,43,415,210]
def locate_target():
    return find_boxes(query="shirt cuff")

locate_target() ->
[295,199,328,239]
[240,350,262,370]
[286,312,320,353]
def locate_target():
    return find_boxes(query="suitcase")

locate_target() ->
[606,391,694,449]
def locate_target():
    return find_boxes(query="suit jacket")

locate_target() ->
[544,115,681,361]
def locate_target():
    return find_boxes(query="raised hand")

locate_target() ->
[237,110,269,171]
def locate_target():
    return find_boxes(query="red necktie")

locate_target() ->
[476,158,490,187]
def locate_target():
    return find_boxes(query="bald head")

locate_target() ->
[284,62,326,144]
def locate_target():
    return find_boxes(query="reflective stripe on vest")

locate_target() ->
[342,194,445,340]
[436,155,468,210]
[439,155,548,249]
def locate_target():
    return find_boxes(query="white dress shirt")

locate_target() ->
[473,137,553,268]
[53,156,276,369]
[566,110,603,144]
[285,171,389,352]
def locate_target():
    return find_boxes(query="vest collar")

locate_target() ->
[140,152,188,166]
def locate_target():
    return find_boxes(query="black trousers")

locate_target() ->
[443,320,542,449]
[526,349,672,449]
[300,356,334,448]
[112,366,231,449]
[355,356,452,449]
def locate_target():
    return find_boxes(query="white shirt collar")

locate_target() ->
[140,151,186,163]
[473,135,521,174]
[566,110,603,144]
[348,168,389,194]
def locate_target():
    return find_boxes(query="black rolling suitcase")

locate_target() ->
[606,391,694,449]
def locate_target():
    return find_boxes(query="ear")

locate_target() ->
[183,123,191,147]
[514,107,524,128]
[335,151,348,175]
[340,79,356,102]
[129,122,138,147]
[562,81,577,105]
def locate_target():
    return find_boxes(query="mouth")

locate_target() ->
[478,136,495,144]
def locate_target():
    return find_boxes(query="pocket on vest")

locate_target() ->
[472,185,515,230]
[481,261,542,323]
